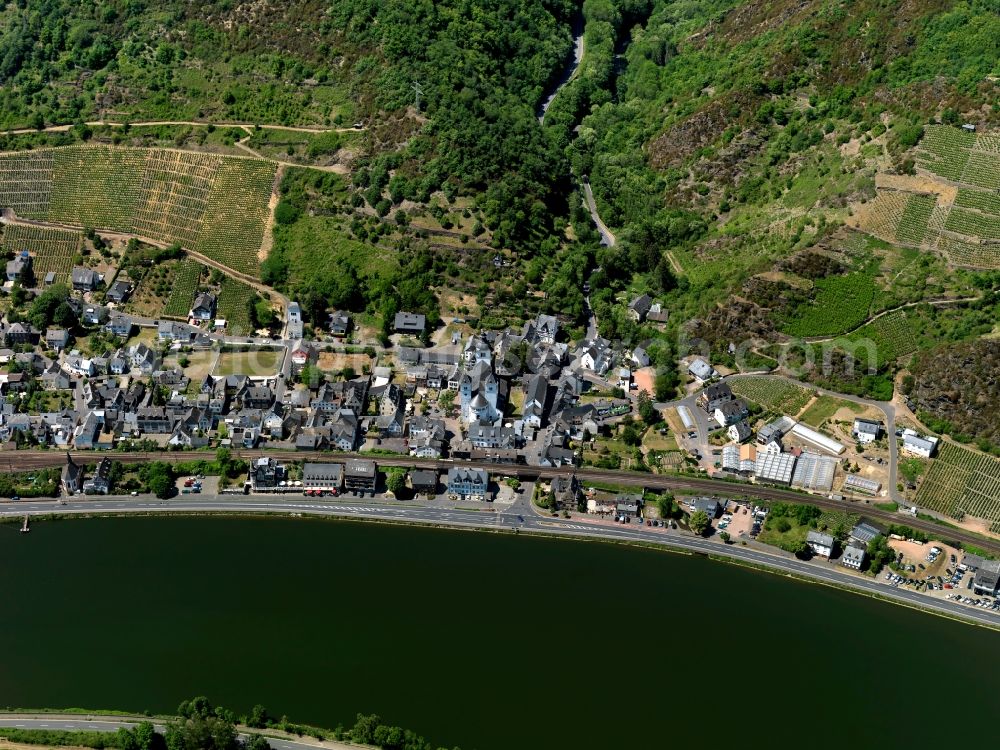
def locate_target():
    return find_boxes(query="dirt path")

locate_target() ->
[665,250,683,275]
[1,120,363,136]
[258,164,285,263]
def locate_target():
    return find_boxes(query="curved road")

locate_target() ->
[3,492,999,629]
[582,180,616,246]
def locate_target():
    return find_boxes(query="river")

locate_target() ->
[1,517,998,749]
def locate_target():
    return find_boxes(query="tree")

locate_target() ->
[247,705,269,729]
[719,531,731,544]
[689,510,711,536]
[243,735,271,750]
[636,391,659,425]
[350,714,381,746]
[148,473,173,499]
[385,468,406,497]
[622,423,641,446]
[656,493,675,520]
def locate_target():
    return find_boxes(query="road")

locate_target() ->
[0,716,346,750]
[582,180,616,246]
[3,449,996,553]
[538,16,585,123]
[4,492,999,629]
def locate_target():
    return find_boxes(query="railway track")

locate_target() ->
[5,449,997,554]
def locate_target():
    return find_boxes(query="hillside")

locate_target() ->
[1,0,999,444]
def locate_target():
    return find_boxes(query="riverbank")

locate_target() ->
[7,500,1000,632]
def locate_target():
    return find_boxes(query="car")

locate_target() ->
[130,491,138,496]
[10,495,19,502]
[950,554,957,564]
[646,520,652,526]
[517,515,524,522]
[918,563,925,570]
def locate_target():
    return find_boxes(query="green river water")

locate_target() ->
[0,516,997,749]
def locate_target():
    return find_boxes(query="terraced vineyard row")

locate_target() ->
[217,277,258,335]
[850,309,917,364]
[916,125,975,180]
[0,146,276,277]
[943,207,1000,240]
[895,194,935,246]
[916,442,1000,531]
[730,376,813,415]
[936,236,1000,269]
[854,192,907,243]
[0,224,80,277]
[161,261,205,319]
[0,151,54,218]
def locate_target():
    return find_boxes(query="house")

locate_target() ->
[631,347,650,368]
[286,301,303,339]
[646,302,669,324]
[628,294,653,323]
[757,416,794,445]
[409,469,438,495]
[329,310,351,337]
[901,429,938,458]
[71,266,101,291]
[852,419,883,444]
[39,363,71,391]
[242,386,274,411]
[105,313,133,339]
[587,496,616,515]
[617,367,632,390]
[190,292,216,321]
[687,358,717,383]
[65,355,95,377]
[520,314,559,346]
[45,328,70,352]
[467,421,516,449]
[614,493,643,520]
[698,382,732,413]
[849,522,882,547]
[61,452,84,494]
[43,271,55,285]
[302,462,344,491]
[374,384,406,437]
[83,457,113,495]
[105,279,133,304]
[6,250,31,282]
[290,345,315,373]
[550,475,580,510]
[394,311,426,334]
[714,399,749,427]
[128,343,158,374]
[806,530,835,558]
[728,419,751,443]
[248,457,286,491]
[841,544,866,570]
[81,305,109,325]
[522,374,550,429]
[579,336,612,375]
[135,406,171,434]
[688,496,722,518]
[344,459,377,494]
[446,467,490,499]
[2,322,39,345]
[973,559,1000,595]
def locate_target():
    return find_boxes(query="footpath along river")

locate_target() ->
[1,516,998,749]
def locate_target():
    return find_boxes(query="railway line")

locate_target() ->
[4,449,997,555]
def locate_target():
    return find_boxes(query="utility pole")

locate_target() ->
[412,80,423,111]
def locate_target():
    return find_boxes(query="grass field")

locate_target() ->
[0,146,276,277]
[799,395,864,427]
[214,349,282,376]
[915,442,1000,531]
[0,224,80,278]
[729,376,813,415]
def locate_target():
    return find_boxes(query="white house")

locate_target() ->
[807,530,834,558]
[852,418,883,444]
[286,301,303,339]
[687,358,717,383]
[901,429,939,458]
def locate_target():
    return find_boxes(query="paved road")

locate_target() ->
[582,180,616,246]
[0,717,344,750]
[4,493,999,628]
[538,17,585,123]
